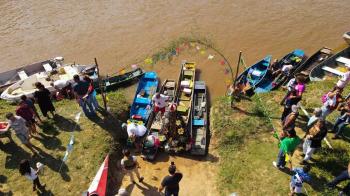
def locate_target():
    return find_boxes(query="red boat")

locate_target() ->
[87,155,109,196]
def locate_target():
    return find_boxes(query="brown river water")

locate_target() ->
[1,0,350,98]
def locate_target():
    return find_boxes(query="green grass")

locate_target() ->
[213,80,350,195]
[0,90,128,195]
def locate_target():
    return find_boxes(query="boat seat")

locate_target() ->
[322,66,344,76]
[336,57,350,67]
[43,63,53,72]
[177,105,188,113]
[321,48,332,55]
[251,69,263,77]
[193,119,205,126]
[135,97,151,105]
[165,82,175,88]
[144,72,157,79]
[17,71,28,80]
[184,70,194,76]
[183,88,192,95]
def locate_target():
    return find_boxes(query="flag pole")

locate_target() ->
[233,51,242,87]
[94,58,107,111]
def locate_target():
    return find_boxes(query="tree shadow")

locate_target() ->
[32,133,65,151]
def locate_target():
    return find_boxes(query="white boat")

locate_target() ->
[0,63,96,102]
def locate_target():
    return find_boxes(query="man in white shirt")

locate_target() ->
[152,93,169,116]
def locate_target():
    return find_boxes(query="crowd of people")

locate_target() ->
[272,66,350,195]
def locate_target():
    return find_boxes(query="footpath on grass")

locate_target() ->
[213,79,350,195]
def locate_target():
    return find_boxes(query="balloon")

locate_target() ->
[220,60,226,65]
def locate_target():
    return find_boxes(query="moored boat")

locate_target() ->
[0,57,64,92]
[310,46,350,81]
[292,47,332,79]
[190,81,209,156]
[254,49,305,93]
[0,63,96,102]
[234,55,271,95]
[142,79,177,161]
[129,72,159,123]
[93,68,144,92]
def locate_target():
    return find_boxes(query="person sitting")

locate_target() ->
[137,89,146,98]
[332,99,350,139]
[269,59,280,77]
[334,67,350,91]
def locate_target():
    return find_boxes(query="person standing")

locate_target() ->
[83,75,99,110]
[273,129,301,169]
[34,82,55,118]
[19,159,44,192]
[281,105,299,139]
[152,93,169,117]
[159,162,183,196]
[4,113,38,156]
[20,95,42,122]
[73,75,96,116]
[16,100,37,136]
[301,120,327,164]
[121,149,144,184]
[281,76,305,121]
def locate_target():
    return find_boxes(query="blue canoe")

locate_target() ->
[235,55,272,88]
[255,49,305,93]
[130,72,159,122]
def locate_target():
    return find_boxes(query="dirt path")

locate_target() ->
[117,147,219,196]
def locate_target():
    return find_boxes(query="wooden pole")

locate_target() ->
[233,51,242,87]
[94,58,107,111]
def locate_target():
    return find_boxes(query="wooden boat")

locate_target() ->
[0,57,64,92]
[343,32,350,45]
[129,72,159,123]
[190,81,209,156]
[0,64,96,102]
[93,68,144,92]
[254,49,305,93]
[235,55,271,89]
[87,155,109,196]
[176,61,196,128]
[142,79,177,161]
[292,47,332,79]
[310,46,350,81]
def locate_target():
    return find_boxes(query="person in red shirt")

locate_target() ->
[16,101,37,136]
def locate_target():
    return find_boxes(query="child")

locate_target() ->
[19,159,45,191]
[290,165,311,195]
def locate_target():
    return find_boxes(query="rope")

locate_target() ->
[49,112,81,196]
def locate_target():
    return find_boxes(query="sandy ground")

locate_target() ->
[117,145,219,196]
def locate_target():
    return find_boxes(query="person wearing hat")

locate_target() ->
[273,129,301,170]
[121,149,144,184]
[301,119,327,165]
[159,162,183,196]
